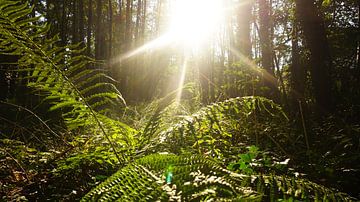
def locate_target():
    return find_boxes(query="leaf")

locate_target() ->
[322,0,331,6]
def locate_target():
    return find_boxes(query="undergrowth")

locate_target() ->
[0,1,359,201]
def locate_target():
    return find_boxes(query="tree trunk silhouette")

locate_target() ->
[87,0,93,56]
[79,0,85,47]
[237,0,253,58]
[258,0,278,99]
[95,0,104,60]
[295,0,333,115]
[290,23,305,109]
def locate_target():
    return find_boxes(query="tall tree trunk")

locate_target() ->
[87,0,93,56]
[290,23,305,109]
[61,0,68,46]
[295,0,333,114]
[108,0,113,59]
[135,0,142,45]
[258,0,277,99]
[125,0,132,51]
[119,0,133,99]
[95,0,104,60]
[79,0,85,47]
[237,0,253,58]
[72,0,79,43]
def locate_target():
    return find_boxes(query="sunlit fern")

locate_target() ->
[82,154,354,201]
[138,96,290,157]
[0,0,135,163]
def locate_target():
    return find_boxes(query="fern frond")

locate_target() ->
[82,154,354,201]
[0,0,135,163]
[140,96,289,156]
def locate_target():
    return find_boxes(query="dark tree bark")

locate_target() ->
[87,0,93,56]
[290,23,305,107]
[295,0,334,114]
[119,0,133,98]
[79,0,85,47]
[72,0,79,43]
[258,0,278,99]
[135,0,142,45]
[108,0,113,59]
[60,0,68,46]
[95,0,105,60]
[117,0,123,51]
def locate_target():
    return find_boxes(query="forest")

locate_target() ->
[0,0,359,201]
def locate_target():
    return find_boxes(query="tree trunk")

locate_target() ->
[95,0,104,60]
[290,23,305,109]
[237,0,253,58]
[60,0,68,46]
[258,0,277,99]
[72,0,79,43]
[87,0,93,56]
[295,0,333,114]
[79,0,85,47]
[108,0,113,59]
[125,0,132,51]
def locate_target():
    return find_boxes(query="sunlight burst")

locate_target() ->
[168,0,224,49]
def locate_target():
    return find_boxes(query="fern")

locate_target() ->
[139,96,290,157]
[82,154,354,201]
[0,0,135,163]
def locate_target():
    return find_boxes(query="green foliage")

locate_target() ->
[228,145,261,174]
[1,1,359,200]
[322,0,332,7]
[139,96,289,158]
[82,154,354,201]
[0,0,136,163]
[223,62,261,97]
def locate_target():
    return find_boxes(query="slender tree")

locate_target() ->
[60,0,68,46]
[79,0,85,47]
[108,0,113,59]
[87,0,93,56]
[95,0,104,60]
[72,0,79,43]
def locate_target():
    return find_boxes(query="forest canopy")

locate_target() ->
[0,0,359,201]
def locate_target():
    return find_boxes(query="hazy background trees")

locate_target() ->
[1,0,359,115]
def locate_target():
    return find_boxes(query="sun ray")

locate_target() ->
[229,46,278,86]
[175,56,188,104]
[111,34,172,65]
